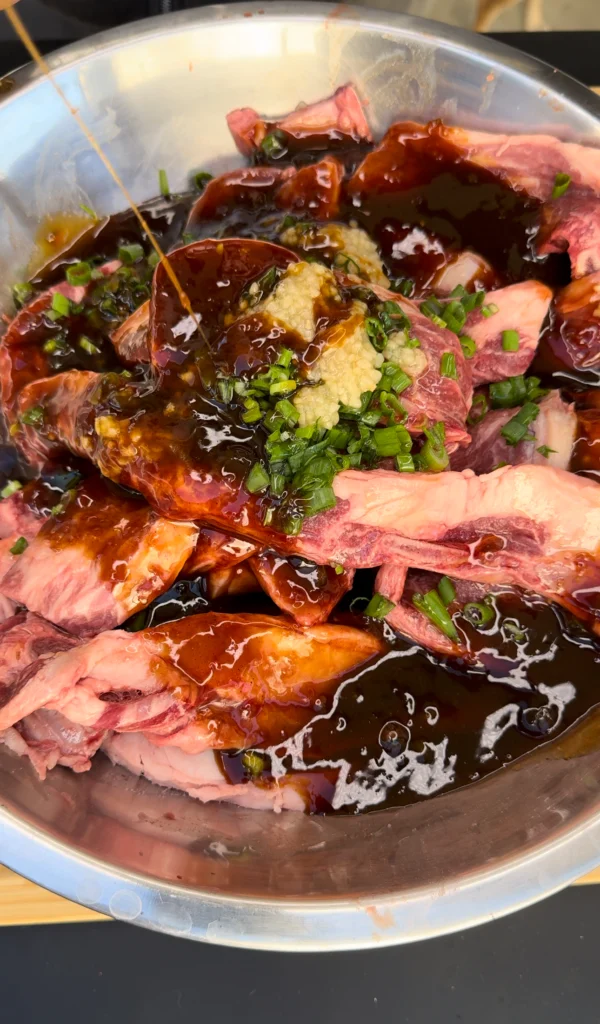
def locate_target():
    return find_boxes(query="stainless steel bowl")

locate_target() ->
[2,2,600,950]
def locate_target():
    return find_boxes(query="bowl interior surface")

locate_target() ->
[2,3,600,949]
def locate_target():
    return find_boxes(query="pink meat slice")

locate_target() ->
[183,525,260,575]
[0,477,198,636]
[0,488,49,618]
[186,166,295,225]
[8,710,106,780]
[296,463,600,624]
[450,391,576,474]
[0,612,79,724]
[248,550,354,626]
[103,733,305,812]
[0,613,383,759]
[226,84,371,157]
[464,281,552,386]
[367,281,472,447]
[538,193,600,278]
[375,564,458,658]
[0,261,121,423]
[347,120,600,203]
[546,270,600,370]
[275,156,344,220]
[376,565,495,659]
[110,299,150,365]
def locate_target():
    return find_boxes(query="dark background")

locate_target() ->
[1,7,600,1022]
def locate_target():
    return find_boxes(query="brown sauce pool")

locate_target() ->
[3,138,600,814]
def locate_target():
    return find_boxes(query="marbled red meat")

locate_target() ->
[348,120,600,202]
[103,733,306,812]
[538,193,600,278]
[186,167,295,224]
[111,300,150,364]
[183,525,260,575]
[296,464,600,624]
[0,477,198,636]
[0,613,383,758]
[450,392,576,475]
[367,281,472,447]
[464,281,552,386]
[249,551,354,626]
[226,85,371,158]
[546,270,600,370]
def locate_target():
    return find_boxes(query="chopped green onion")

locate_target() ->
[415,421,449,473]
[65,261,92,286]
[412,589,458,641]
[334,252,361,275]
[450,284,467,299]
[463,600,494,628]
[420,297,443,320]
[118,243,144,265]
[395,453,415,472]
[245,462,270,493]
[20,405,44,427]
[270,380,297,396]
[501,329,520,352]
[467,392,488,425]
[440,351,457,379]
[158,168,170,196]
[12,282,33,309]
[552,172,571,199]
[262,507,274,526]
[0,480,21,499]
[442,300,467,334]
[42,337,65,355]
[78,336,101,356]
[281,512,304,536]
[148,251,160,269]
[481,303,499,318]
[500,401,540,446]
[194,171,213,191]
[9,536,28,556]
[269,472,286,497]
[241,750,267,776]
[504,620,527,643]
[536,445,556,458]
[459,334,476,359]
[380,362,412,395]
[261,130,287,159]
[365,592,396,619]
[461,289,486,314]
[304,484,336,516]
[333,563,345,575]
[405,336,421,348]
[392,278,414,297]
[241,398,262,424]
[79,203,97,219]
[245,265,279,306]
[276,347,294,368]
[217,378,234,404]
[438,576,456,606]
[51,292,71,318]
[275,398,299,424]
[489,375,527,409]
[372,424,412,457]
[365,317,388,352]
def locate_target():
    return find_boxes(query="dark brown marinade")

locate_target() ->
[4,134,600,815]
[218,583,600,813]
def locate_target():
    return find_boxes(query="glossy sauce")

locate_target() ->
[5,129,600,813]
